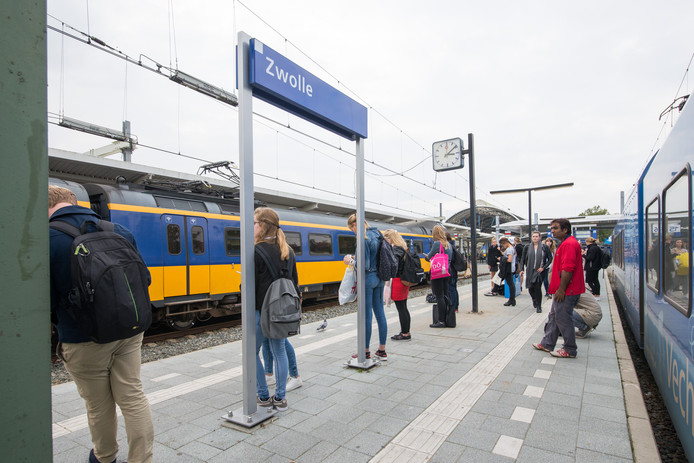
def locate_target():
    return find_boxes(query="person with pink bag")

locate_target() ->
[425,225,453,328]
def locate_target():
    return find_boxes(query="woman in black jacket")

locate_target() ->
[583,237,601,300]
[520,231,552,312]
[254,207,299,411]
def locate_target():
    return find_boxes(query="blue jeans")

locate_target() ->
[364,271,386,349]
[448,276,459,311]
[540,294,580,356]
[572,310,589,331]
[255,311,288,400]
[262,338,298,378]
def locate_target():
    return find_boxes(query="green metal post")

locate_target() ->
[0,1,52,461]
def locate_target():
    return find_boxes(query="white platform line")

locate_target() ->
[370,312,546,463]
[52,307,432,439]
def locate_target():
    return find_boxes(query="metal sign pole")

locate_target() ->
[466,133,479,313]
[346,137,375,368]
[224,31,276,426]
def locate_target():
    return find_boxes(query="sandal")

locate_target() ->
[351,351,371,359]
[550,348,576,358]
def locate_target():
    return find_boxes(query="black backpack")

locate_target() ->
[451,246,468,272]
[600,251,611,269]
[400,251,425,286]
[50,219,152,343]
[376,233,399,281]
[256,245,302,339]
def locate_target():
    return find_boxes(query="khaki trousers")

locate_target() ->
[61,333,153,463]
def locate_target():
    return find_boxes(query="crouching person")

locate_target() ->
[49,185,153,463]
[573,287,603,338]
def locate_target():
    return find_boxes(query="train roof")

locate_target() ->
[48,148,434,226]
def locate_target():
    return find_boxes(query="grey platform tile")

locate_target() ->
[383,387,414,405]
[188,412,230,432]
[544,379,585,397]
[496,391,540,410]
[368,414,410,438]
[296,440,341,463]
[534,401,581,423]
[523,425,577,457]
[582,392,626,411]
[155,422,211,450]
[272,408,313,429]
[577,429,633,458]
[578,416,629,439]
[455,446,515,462]
[52,436,81,455]
[471,399,516,419]
[152,397,218,422]
[480,415,530,440]
[447,426,501,452]
[516,444,575,463]
[320,445,371,463]
[242,420,287,446]
[575,447,634,462]
[539,389,582,408]
[350,410,380,428]
[260,428,322,460]
[305,372,342,388]
[208,440,273,463]
[356,396,399,415]
[289,395,336,415]
[301,383,340,400]
[343,428,392,455]
[480,388,504,402]
[581,403,628,424]
[153,442,206,462]
[195,427,245,450]
[584,381,623,398]
[489,379,527,395]
[386,377,430,394]
[428,441,466,462]
[54,444,92,463]
[177,440,224,461]
[309,419,362,445]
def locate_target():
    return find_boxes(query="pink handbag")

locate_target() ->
[430,243,450,280]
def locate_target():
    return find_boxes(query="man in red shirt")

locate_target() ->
[533,219,585,358]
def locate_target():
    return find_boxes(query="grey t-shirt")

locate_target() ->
[503,246,516,273]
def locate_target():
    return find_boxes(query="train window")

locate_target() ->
[338,235,356,255]
[191,226,205,254]
[154,195,208,212]
[411,240,424,255]
[309,233,333,256]
[645,198,659,293]
[663,167,692,315]
[224,227,240,256]
[286,231,303,256]
[166,224,181,255]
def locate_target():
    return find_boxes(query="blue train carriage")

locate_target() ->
[53,179,435,329]
[615,95,693,459]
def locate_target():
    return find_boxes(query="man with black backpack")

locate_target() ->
[49,185,153,463]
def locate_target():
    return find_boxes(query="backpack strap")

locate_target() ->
[255,244,292,281]
[49,220,81,238]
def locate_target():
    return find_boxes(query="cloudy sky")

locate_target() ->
[46,1,694,223]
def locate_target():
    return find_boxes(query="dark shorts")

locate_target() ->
[489,264,499,272]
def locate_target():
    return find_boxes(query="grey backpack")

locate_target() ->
[256,245,301,339]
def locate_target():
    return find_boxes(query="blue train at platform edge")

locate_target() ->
[49,177,436,330]
[612,95,693,459]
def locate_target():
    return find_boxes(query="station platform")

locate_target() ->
[51,272,658,462]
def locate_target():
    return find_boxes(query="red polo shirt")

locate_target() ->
[549,235,585,296]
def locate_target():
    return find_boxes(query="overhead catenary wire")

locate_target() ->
[46,12,512,217]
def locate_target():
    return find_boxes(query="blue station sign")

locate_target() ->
[248,39,368,140]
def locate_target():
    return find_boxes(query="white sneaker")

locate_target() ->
[286,376,303,392]
[265,374,275,386]
[594,296,601,301]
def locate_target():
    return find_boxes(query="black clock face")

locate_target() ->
[433,139,462,171]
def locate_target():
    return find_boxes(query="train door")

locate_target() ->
[161,215,210,298]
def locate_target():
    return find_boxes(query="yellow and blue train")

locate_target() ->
[50,178,436,329]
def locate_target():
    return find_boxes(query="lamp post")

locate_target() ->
[489,183,574,238]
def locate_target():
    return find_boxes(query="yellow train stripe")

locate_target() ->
[106,203,431,237]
